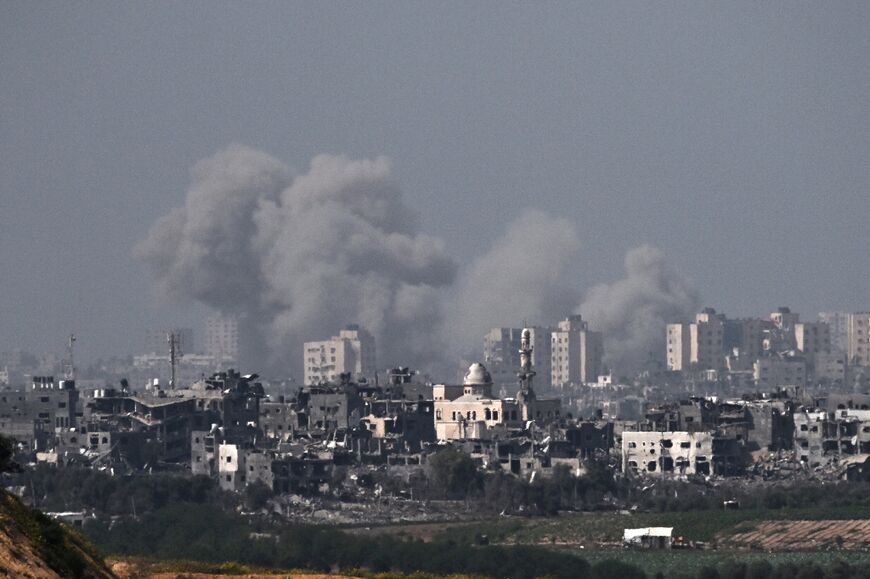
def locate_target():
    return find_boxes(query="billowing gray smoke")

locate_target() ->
[138,145,699,380]
[136,145,457,376]
[451,209,582,349]
[579,245,699,375]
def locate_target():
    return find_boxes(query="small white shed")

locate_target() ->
[623,527,674,549]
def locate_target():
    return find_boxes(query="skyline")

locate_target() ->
[2,2,868,364]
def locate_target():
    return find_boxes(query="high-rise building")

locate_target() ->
[206,315,239,365]
[527,326,553,389]
[666,323,691,371]
[666,308,726,371]
[724,318,768,360]
[818,312,849,353]
[847,312,870,367]
[483,327,522,389]
[550,315,603,388]
[303,324,376,385]
[765,307,800,352]
[483,326,554,390]
[794,322,832,357]
[690,309,726,370]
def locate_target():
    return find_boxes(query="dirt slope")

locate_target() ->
[0,490,116,578]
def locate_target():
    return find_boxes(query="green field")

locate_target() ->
[393,505,870,547]
[563,549,870,576]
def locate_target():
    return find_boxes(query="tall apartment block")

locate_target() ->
[550,315,603,388]
[303,324,376,385]
[206,315,239,365]
[484,326,553,390]
[667,308,726,371]
[848,313,870,367]
[818,312,849,353]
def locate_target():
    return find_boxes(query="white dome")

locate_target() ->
[463,362,492,386]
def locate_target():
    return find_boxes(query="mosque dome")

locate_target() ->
[463,362,492,386]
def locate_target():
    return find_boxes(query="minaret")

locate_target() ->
[517,328,536,399]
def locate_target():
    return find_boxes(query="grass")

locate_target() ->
[558,549,870,576]
[418,505,870,546]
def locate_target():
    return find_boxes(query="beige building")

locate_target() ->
[434,362,561,441]
[434,363,520,440]
[303,325,376,385]
[551,315,603,387]
[848,313,870,367]
[666,308,726,371]
[666,323,691,371]
[622,431,737,476]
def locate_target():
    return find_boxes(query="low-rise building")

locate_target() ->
[621,430,741,477]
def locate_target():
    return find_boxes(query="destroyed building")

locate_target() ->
[621,430,742,477]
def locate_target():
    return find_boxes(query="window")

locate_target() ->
[226,456,232,463]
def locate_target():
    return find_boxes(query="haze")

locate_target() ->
[1,2,868,367]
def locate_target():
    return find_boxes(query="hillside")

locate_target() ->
[0,490,116,578]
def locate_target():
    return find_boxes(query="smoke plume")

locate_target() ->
[451,209,582,349]
[138,145,701,381]
[579,245,699,375]
[136,145,457,377]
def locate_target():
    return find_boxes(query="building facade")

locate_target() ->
[550,316,603,387]
[848,313,870,367]
[303,325,376,385]
[205,315,239,365]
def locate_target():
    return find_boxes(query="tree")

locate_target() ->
[428,448,481,499]
[0,435,18,473]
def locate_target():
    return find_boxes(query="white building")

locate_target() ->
[303,324,376,385]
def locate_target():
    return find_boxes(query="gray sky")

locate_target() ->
[2,2,868,364]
